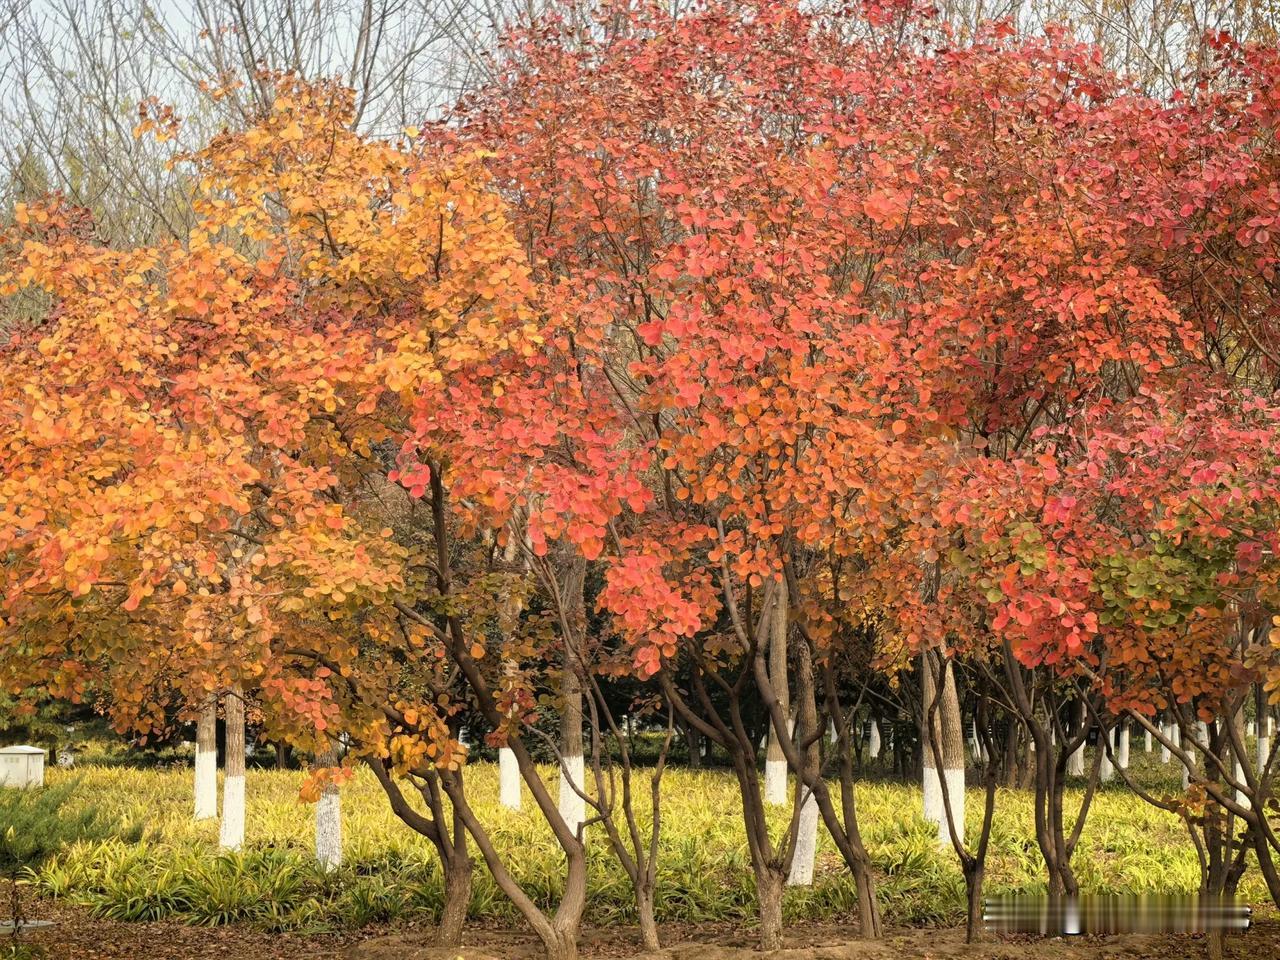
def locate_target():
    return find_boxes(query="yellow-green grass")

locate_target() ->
[12,762,1266,931]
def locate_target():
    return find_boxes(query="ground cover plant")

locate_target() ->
[15,761,1250,933]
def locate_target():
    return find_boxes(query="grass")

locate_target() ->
[0,777,142,872]
[9,753,1268,933]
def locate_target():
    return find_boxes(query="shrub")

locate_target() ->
[0,779,141,873]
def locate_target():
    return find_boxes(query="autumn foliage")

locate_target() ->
[5,0,1280,955]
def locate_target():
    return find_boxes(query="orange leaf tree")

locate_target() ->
[0,75,542,946]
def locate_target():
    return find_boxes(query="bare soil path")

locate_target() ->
[12,903,1279,960]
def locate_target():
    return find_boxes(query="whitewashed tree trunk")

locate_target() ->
[787,787,820,886]
[194,698,218,821]
[314,742,342,870]
[219,687,246,851]
[787,639,821,888]
[558,557,588,839]
[921,654,964,847]
[764,579,790,806]
[1100,728,1115,783]
[1067,739,1085,776]
[497,531,526,815]
[558,755,585,836]
[1116,723,1130,769]
[868,719,881,760]
[1160,722,1171,764]
[1236,760,1250,808]
[1144,728,1152,752]
[499,747,521,810]
[1067,701,1085,776]
[1258,714,1271,777]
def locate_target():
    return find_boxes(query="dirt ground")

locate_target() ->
[10,902,1280,960]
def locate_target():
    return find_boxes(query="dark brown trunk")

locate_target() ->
[816,651,883,938]
[437,852,472,947]
[964,861,985,943]
[1252,828,1280,908]
[686,722,702,769]
[756,867,785,950]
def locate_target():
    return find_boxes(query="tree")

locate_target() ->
[0,74,540,946]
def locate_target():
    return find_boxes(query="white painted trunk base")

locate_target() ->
[787,791,820,886]
[1160,723,1171,764]
[194,745,217,821]
[1067,741,1085,776]
[1181,723,1190,789]
[868,721,881,759]
[1258,735,1271,776]
[558,754,586,838]
[499,747,521,810]
[922,765,964,847]
[1064,747,1085,778]
[1144,729,1152,752]
[764,758,788,806]
[1100,730,1115,783]
[315,788,342,870]
[219,774,245,851]
[1116,726,1130,769]
[1235,761,1250,809]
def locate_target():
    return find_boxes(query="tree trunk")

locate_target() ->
[1232,708,1250,809]
[1099,727,1115,783]
[637,884,660,953]
[1067,702,1086,776]
[437,851,472,947]
[559,560,587,838]
[314,740,342,871]
[1001,722,1020,788]
[756,867,786,950]
[964,861,986,943]
[815,652,883,939]
[500,746,522,810]
[787,635,820,887]
[194,697,218,821]
[1116,722,1130,769]
[921,654,965,847]
[868,719,881,759]
[686,722,703,770]
[219,686,246,851]
[764,577,790,806]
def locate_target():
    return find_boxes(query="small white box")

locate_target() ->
[0,745,46,789]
